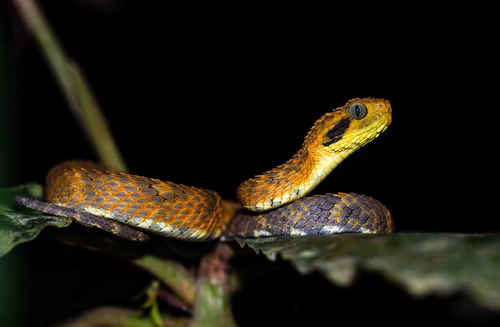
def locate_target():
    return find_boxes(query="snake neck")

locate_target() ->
[211,199,241,238]
[237,146,351,212]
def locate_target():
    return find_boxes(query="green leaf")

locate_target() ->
[243,233,500,311]
[0,183,43,210]
[0,184,72,258]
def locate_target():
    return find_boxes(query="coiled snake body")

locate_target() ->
[17,98,393,241]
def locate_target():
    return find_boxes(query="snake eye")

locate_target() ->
[348,103,367,120]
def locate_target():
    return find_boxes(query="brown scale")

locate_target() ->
[17,98,393,241]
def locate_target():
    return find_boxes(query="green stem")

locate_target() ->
[12,0,127,171]
[133,255,197,305]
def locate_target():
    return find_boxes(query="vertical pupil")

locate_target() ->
[349,103,366,119]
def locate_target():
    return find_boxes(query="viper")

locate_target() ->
[17,97,393,241]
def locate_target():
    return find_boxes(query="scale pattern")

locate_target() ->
[222,193,392,239]
[44,161,235,240]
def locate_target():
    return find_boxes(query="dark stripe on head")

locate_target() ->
[323,118,350,146]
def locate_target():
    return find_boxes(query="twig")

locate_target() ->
[12,0,127,171]
[192,244,238,327]
[133,255,197,306]
[157,287,193,313]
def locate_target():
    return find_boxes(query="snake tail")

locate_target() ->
[16,196,150,241]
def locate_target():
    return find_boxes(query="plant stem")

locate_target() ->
[133,255,197,305]
[12,0,127,171]
[192,244,238,327]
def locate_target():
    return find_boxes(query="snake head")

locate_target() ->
[308,97,392,154]
[237,97,392,212]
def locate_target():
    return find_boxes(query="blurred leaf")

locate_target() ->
[0,183,43,210]
[52,306,189,327]
[0,184,71,257]
[243,233,500,311]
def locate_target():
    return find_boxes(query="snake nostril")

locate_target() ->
[385,101,392,114]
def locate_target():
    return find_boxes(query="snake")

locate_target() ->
[17,97,393,241]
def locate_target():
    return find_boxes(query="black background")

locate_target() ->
[3,1,498,326]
